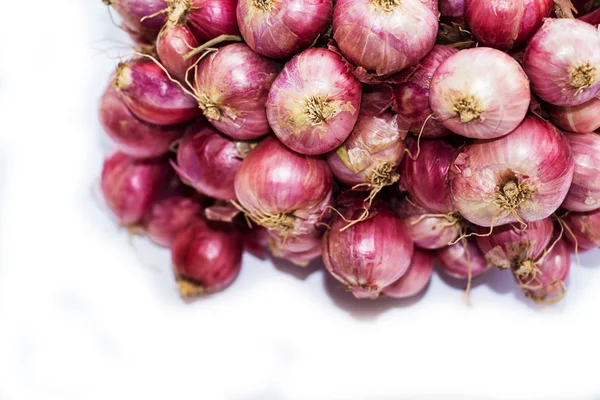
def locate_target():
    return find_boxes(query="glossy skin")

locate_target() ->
[145,192,203,247]
[465,0,553,50]
[563,133,600,212]
[383,249,434,299]
[393,45,458,137]
[403,213,461,250]
[267,48,362,155]
[99,84,185,159]
[440,0,465,22]
[173,123,243,200]
[156,24,199,82]
[323,202,414,299]
[234,137,333,234]
[186,0,239,42]
[436,238,490,279]
[430,47,531,139]
[400,138,458,214]
[476,218,554,270]
[171,220,243,294]
[269,230,324,267]
[523,19,600,107]
[449,116,574,227]
[237,0,332,59]
[101,152,171,225]
[564,208,600,250]
[194,44,281,140]
[548,97,600,133]
[116,59,201,125]
[333,0,438,76]
[108,0,167,32]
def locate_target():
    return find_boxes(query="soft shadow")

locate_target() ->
[435,266,490,292]
[479,267,519,296]
[576,249,597,267]
[271,256,322,281]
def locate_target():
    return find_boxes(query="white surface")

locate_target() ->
[1,2,600,399]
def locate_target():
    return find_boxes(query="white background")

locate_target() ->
[1,2,600,399]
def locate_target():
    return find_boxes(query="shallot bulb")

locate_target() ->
[156,24,199,81]
[562,132,600,212]
[393,45,458,138]
[269,230,324,267]
[436,238,490,279]
[193,43,281,140]
[547,97,600,133]
[449,116,574,227]
[332,0,438,76]
[104,0,167,37]
[430,47,531,139]
[563,208,600,250]
[172,123,245,200]
[514,238,570,303]
[165,0,239,43]
[237,0,333,59]
[99,84,184,159]
[115,59,201,125]
[475,217,554,271]
[383,249,434,299]
[523,19,600,107]
[439,0,465,22]
[234,137,333,235]
[144,191,203,247]
[323,201,414,299]
[266,48,362,155]
[101,152,171,225]
[171,219,243,298]
[404,213,462,250]
[465,0,553,50]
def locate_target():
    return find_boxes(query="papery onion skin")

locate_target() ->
[562,132,600,212]
[234,137,333,235]
[323,201,414,299]
[194,43,281,140]
[436,238,490,279]
[563,208,600,250]
[237,0,333,59]
[449,116,574,227]
[269,230,324,267]
[101,152,171,225]
[523,19,600,107]
[465,0,553,50]
[400,138,458,214]
[475,217,554,270]
[393,45,458,138]
[184,0,239,43]
[430,47,531,139]
[171,219,243,298]
[99,84,184,159]
[266,48,362,155]
[105,0,167,33]
[173,123,243,200]
[439,0,465,22]
[515,239,570,302]
[332,0,438,76]
[383,249,434,299]
[115,59,201,125]
[156,24,199,82]
[547,97,600,133]
[144,191,203,247]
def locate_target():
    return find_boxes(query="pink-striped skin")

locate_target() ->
[332,0,438,76]
[440,0,465,22]
[323,202,414,299]
[449,116,574,227]
[523,19,600,107]
[171,219,243,298]
[267,48,362,155]
[436,238,490,279]
[269,230,324,267]
[403,213,462,250]
[548,97,600,133]
[144,191,203,247]
[514,239,570,303]
[476,218,554,271]
[465,0,553,50]
[237,0,333,59]
[562,133,600,212]
[234,137,333,236]
[115,59,201,126]
[173,123,243,200]
[156,24,199,82]
[99,84,184,159]
[194,44,281,140]
[105,0,167,33]
[101,152,171,225]
[183,0,239,43]
[393,45,458,138]
[430,47,531,139]
[563,208,600,250]
[383,249,434,299]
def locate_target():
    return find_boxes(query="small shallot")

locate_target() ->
[562,132,600,212]
[436,238,490,279]
[383,249,434,299]
[547,97,600,134]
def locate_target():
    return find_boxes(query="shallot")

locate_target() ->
[563,208,600,250]
[436,238,490,279]
[383,249,434,299]
[562,132,600,212]
[547,97,600,133]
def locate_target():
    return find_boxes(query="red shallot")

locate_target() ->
[383,249,434,299]
[562,132,600,212]
[547,97,600,133]
[563,208,600,250]
[436,238,490,279]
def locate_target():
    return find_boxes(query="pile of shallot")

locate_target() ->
[98,0,600,304]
